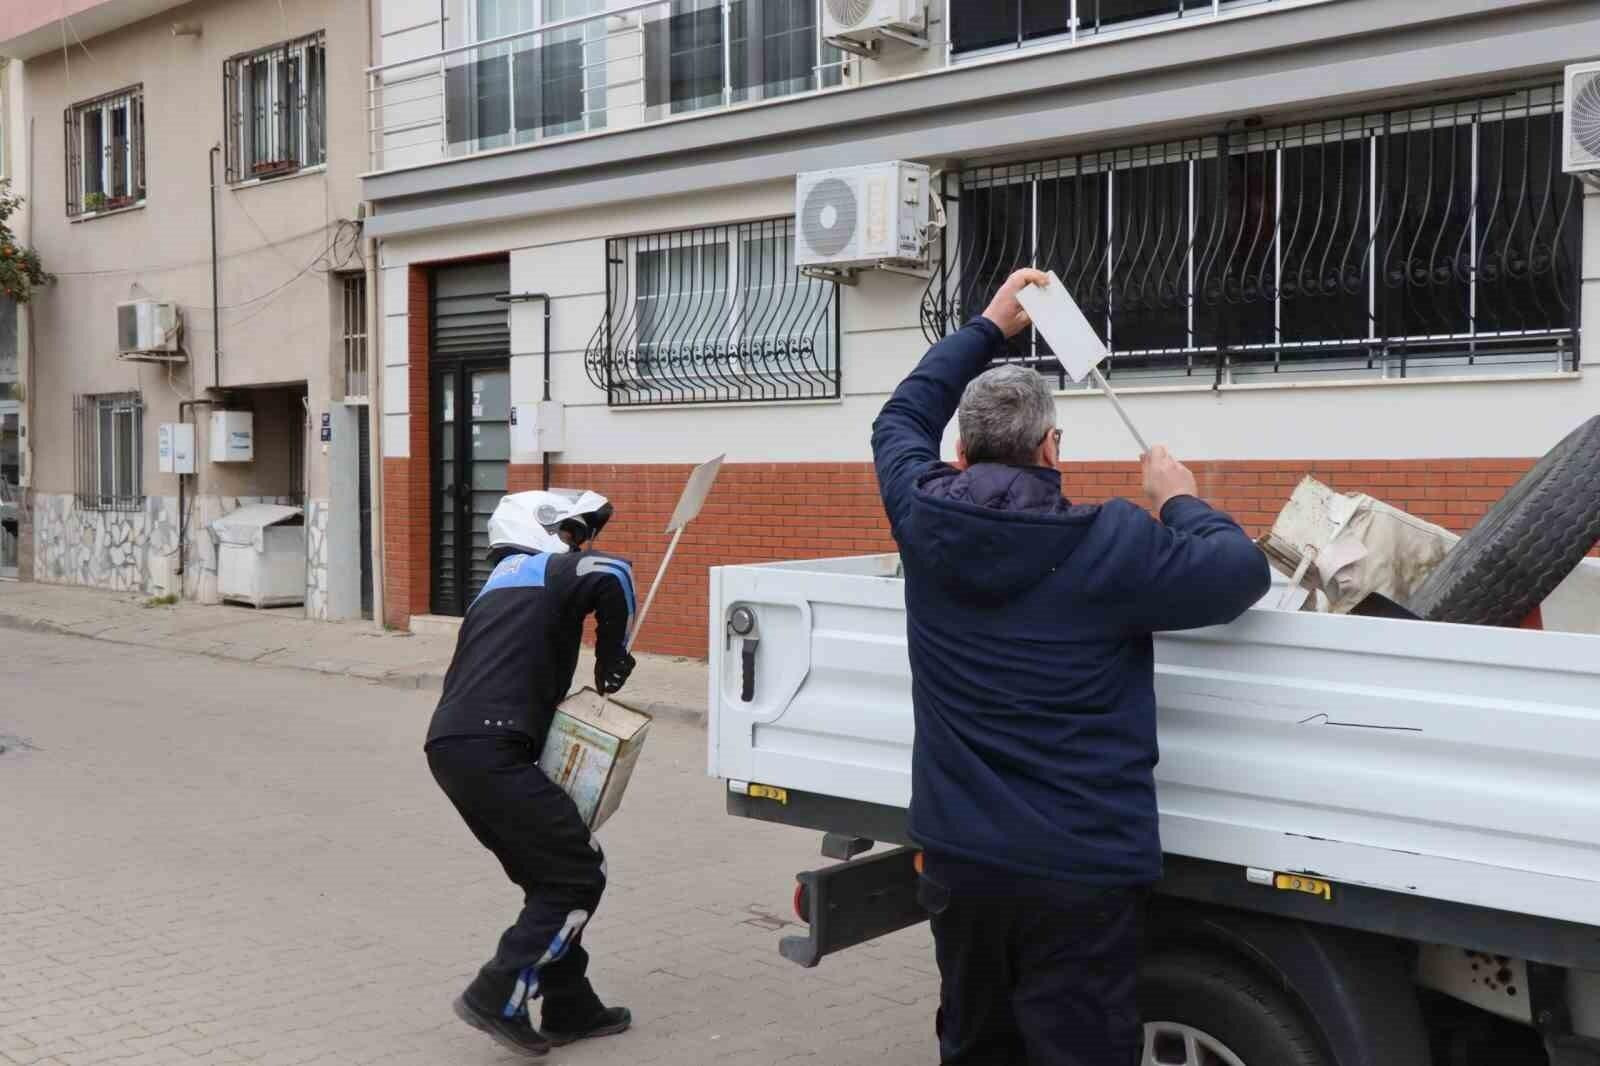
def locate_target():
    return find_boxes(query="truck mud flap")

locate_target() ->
[781,847,925,968]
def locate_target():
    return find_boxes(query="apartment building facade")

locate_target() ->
[359,0,1598,657]
[0,0,376,617]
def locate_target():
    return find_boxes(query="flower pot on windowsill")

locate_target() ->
[104,195,136,210]
[251,159,300,179]
[82,194,109,213]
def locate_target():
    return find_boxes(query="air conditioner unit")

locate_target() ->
[796,161,933,274]
[116,300,181,354]
[1564,62,1600,188]
[823,0,925,51]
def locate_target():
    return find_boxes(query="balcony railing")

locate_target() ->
[369,0,842,172]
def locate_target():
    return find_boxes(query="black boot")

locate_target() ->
[541,1005,633,1047]
[453,994,552,1058]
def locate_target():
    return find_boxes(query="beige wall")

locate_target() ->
[21,0,368,504]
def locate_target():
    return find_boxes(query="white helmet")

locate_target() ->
[488,489,614,555]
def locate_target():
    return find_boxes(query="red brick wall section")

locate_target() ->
[380,266,432,630]
[510,457,1538,659]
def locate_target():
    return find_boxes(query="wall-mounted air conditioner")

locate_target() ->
[795,161,935,277]
[822,0,927,55]
[1563,62,1600,188]
[116,300,181,355]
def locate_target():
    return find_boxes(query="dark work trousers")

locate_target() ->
[427,735,607,1029]
[920,858,1144,1066]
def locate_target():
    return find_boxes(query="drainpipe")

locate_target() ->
[208,145,222,390]
[538,294,551,491]
[363,215,383,627]
[500,291,554,489]
[175,398,216,583]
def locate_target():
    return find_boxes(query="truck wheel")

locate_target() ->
[1140,951,1328,1066]
[1407,414,1600,627]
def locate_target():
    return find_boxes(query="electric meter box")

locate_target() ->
[158,423,196,475]
[210,411,255,463]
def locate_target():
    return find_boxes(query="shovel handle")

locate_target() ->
[625,526,684,653]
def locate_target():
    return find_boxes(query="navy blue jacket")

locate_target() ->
[871,318,1270,885]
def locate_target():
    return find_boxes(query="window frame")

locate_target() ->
[74,392,144,512]
[64,85,145,218]
[224,31,328,184]
[587,217,841,407]
[925,84,1582,386]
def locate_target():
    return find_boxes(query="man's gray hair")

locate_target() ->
[958,364,1056,466]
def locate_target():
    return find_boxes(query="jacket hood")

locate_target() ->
[901,463,1100,604]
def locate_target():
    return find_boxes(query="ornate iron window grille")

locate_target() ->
[586,217,841,406]
[922,84,1582,386]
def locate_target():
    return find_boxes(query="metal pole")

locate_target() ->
[1089,367,1149,453]
[722,0,733,108]
[209,144,222,389]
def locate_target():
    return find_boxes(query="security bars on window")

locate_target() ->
[921,84,1582,386]
[64,86,145,217]
[73,393,143,512]
[342,274,369,401]
[225,32,328,183]
[585,218,840,406]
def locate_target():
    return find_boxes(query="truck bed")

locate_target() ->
[708,554,1600,929]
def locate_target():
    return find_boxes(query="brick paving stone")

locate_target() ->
[1,628,935,1066]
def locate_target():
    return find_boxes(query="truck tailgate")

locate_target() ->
[709,554,1600,928]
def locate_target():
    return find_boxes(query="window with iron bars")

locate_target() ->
[64,86,145,217]
[341,274,369,401]
[922,84,1583,385]
[73,393,143,512]
[585,218,840,406]
[225,32,327,183]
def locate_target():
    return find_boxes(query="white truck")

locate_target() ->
[707,555,1600,1066]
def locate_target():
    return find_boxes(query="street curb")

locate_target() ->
[0,607,708,725]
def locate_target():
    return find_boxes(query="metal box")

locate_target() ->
[210,411,254,463]
[539,688,652,830]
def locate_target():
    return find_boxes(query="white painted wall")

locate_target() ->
[379,180,1597,467]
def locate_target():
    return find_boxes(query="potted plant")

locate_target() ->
[251,158,299,179]
[104,194,135,210]
[83,191,108,213]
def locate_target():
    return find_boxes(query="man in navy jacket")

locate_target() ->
[872,269,1270,1066]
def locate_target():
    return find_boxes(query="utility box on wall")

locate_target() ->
[158,423,196,475]
[210,411,254,463]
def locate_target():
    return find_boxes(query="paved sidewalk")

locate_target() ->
[0,581,708,721]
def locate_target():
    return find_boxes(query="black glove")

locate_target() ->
[596,651,636,695]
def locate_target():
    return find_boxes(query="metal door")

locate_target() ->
[429,260,511,616]
[432,361,510,614]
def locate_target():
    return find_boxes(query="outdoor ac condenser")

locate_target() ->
[115,300,181,354]
[1563,62,1600,188]
[795,161,932,272]
[821,0,925,44]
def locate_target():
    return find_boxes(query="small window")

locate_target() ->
[74,393,143,511]
[65,86,145,216]
[586,218,840,407]
[225,32,327,183]
[341,273,369,400]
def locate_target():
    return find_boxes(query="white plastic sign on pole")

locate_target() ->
[1016,272,1150,453]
